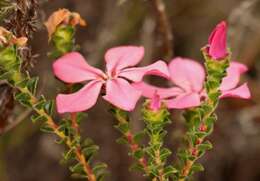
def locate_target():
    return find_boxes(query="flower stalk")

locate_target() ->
[142,101,174,181]
[177,49,230,181]
[19,85,96,181]
[45,10,99,181]
[111,108,150,175]
[0,42,97,180]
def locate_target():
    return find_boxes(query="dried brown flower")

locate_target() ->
[44,9,86,40]
[0,26,27,46]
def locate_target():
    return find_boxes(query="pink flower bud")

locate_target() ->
[207,21,228,60]
[149,91,161,112]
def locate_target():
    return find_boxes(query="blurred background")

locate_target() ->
[0,0,260,180]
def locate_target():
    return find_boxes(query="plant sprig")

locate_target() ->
[176,50,230,181]
[46,10,107,180]
[111,108,150,175]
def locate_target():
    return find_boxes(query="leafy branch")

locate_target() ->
[45,9,107,180]
[0,50,95,181]
[176,50,230,181]
[142,102,178,181]
[111,108,150,175]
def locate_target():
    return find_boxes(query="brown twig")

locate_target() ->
[115,112,150,175]
[18,86,96,181]
[151,0,174,60]
[67,84,80,134]
[125,131,149,174]
[66,83,95,181]
[71,112,80,134]
[178,115,212,180]
[70,111,96,181]
[0,108,33,135]
[75,148,96,181]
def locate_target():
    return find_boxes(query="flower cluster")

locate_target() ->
[134,58,250,110]
[53,46,169,113]
[0,6,253,180]
[52,21,250,114]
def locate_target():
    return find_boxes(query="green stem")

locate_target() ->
[142,103,172,181]
[145,118,167,181]
[177,51,230,181]
[15,77,96,181]
[111,108,150,176]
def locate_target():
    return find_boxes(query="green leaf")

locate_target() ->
[97,173,107,181]
[194,131,207,138]
[133,149,144,159]
[63,148,76,161]
[116,137,128,145]
[15,92,31,107]
[44,100,54,115]
[16,77,29,88]
[93,163,108,176]
[129,163,144,173]
[82,145,99,159]
[133,131,145,143]
[71,173,87,179]
[70,163,84,173]
[164,166,178,177]
[191,163,204,173]
[34,95,46,110]
[31,114,47,123]
[160,148,171,161]
[40,124,54,133]
[26,76,39,95]
[82,138,94,147]
[114,123,129,134]
[177,149,189,162]
[198,141,213,151]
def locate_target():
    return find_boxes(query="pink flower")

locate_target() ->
[207,21,228,60]
[133,57,251,109]
[53,46,170,113]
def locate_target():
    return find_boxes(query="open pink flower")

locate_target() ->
[53,46,170,113]
[207,21,228,60]
[133,57,251,109]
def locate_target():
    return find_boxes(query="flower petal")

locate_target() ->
[103,78,142,111]
[119,60,170,82]
[229,61,248,73]
[132,82,183,99]
[220,83,251,99]
[220,61,248,91]
[53,52,106,83]
[169,57,205,92]
[56,80,103,113]
[166,93,201,109]
[105,46,144,76]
